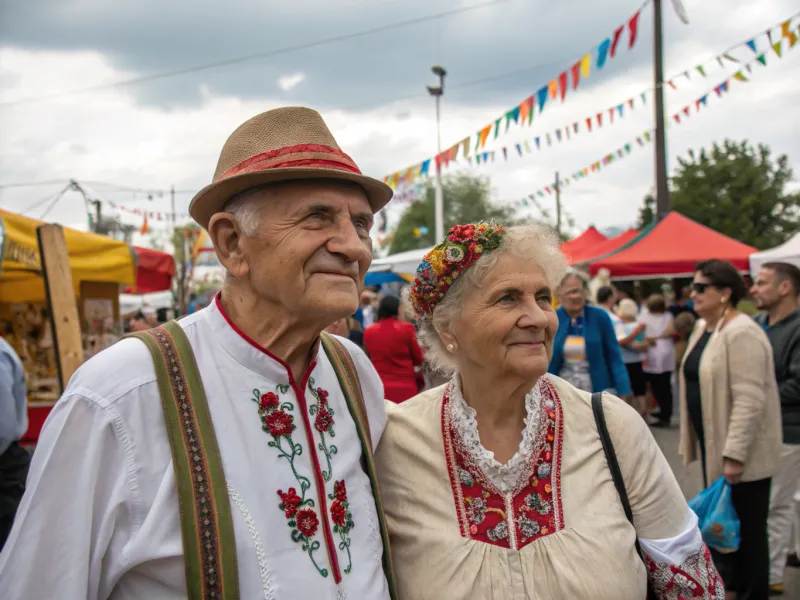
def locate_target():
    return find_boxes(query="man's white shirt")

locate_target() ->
[0,300,390,600]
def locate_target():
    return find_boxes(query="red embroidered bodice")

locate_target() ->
[441,377,564,551]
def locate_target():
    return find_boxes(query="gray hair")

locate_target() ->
[416,222,566,375]
[222,185,273,237]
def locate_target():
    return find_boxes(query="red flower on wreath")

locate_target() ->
[296,508,319,538]
[277,488,302,518]
[334,480,347,502]
[264,410,294,437]
[259,392,280,412]
[331,500,347,527]
[315,406,334,433]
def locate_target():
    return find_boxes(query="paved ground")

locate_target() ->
[650,424,799,596]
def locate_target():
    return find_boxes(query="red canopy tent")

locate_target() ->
[589,212,757,279]
[129,246,176,293]
[561,226,607,263]
[568,228,639,265]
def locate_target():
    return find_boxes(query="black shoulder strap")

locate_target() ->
[592,392,635,524]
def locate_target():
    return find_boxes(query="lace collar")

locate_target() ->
[447,375,545,493]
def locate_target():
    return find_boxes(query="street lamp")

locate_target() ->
[427,65,446,242]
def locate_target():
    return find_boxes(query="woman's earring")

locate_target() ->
[446,343,455,353]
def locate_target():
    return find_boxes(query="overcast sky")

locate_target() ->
[1,0,798,245]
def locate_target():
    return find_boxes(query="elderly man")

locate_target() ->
[0,107,397,599]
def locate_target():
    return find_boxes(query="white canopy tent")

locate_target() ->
[369,246,433,276]
[749,233,800,276]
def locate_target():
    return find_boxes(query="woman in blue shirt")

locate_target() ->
[548,271,631,396]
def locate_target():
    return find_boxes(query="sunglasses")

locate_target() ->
[692,282,712,294]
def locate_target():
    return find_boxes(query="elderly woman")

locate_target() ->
[548,271,631,397]
[375,222,723,599]
[679,259,781,599]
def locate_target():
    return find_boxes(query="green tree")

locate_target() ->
[637,193,655,229]
[666,140,800,249]
[388,173,518,254]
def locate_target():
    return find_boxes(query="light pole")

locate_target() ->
[427,65,447,242]
[653,0,670,219]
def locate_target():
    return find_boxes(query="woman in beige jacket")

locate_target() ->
[679,259,782,600]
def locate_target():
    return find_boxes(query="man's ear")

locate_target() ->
[208,212,249,279]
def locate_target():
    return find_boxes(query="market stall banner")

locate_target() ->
[0,209,136,304]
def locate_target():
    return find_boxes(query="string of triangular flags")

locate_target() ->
[382,1,649,187]
[471,26,798,167]
[517,28,799,205]
[383,11,799,187]
[107,200,190,223]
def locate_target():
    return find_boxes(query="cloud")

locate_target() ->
[277,72,306,92]
[0,0,798,243]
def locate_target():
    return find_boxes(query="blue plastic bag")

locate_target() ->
[688,476,740,553]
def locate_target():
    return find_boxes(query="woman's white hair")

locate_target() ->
[416,222,566,376]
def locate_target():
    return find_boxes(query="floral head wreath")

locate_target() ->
[409,222,505,319]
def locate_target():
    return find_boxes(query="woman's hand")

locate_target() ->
[722,458,744,484]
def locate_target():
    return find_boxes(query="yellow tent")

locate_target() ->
[0,209,136,304]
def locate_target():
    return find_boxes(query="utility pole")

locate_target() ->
[427,65,447,242]
[653,0,670,220]
[554,171,562,236]
[170,184,176,230]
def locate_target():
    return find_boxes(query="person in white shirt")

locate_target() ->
[639,294,676,427]
[0,107,398,600]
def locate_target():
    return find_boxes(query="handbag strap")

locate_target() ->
[130,321,240,600]
[320,332,398,600]
[592,392,655,597]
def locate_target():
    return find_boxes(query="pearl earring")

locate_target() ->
[446,343,455,352]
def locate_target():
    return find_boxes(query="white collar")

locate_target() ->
[202,294,321,386]
[447,375,544,493]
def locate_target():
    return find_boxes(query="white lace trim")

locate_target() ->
[227,484,275,600]
[448,375,544,493]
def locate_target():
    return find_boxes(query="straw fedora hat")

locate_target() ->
[189,106,393,229]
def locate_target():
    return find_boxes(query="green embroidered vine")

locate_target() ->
[308,377,338,483]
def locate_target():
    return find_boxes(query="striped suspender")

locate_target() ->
[130,321,240,600]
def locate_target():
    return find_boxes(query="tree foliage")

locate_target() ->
[665,140,799,249]
[637,193,655,229]
[387,173,518,254]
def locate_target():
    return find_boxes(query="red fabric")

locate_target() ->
[128,246,175,293]
[589,212,757,277]
[363,318,424,404]
[221,144,360,179]
[560,226,607,263]
[567,228,639,265]
[21,405,52,446]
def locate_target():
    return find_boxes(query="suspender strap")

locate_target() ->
[130,321,240,600]
[320,332,398,600]
[592,392,656,600]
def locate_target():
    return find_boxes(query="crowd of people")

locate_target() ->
[0,106,798,599]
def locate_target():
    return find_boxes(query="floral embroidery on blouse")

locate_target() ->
[644,543,725,599]
[442,375,564,550]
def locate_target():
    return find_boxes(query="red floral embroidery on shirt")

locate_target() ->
[278,488,303,518]
[442,377,564,551]
[263,409,295,437]
[329,479,355,574]
[309,379,337,482]
[253,386,328,578]
[296,508,320,538]
[259,392,280,411]
[644,543,725,598]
